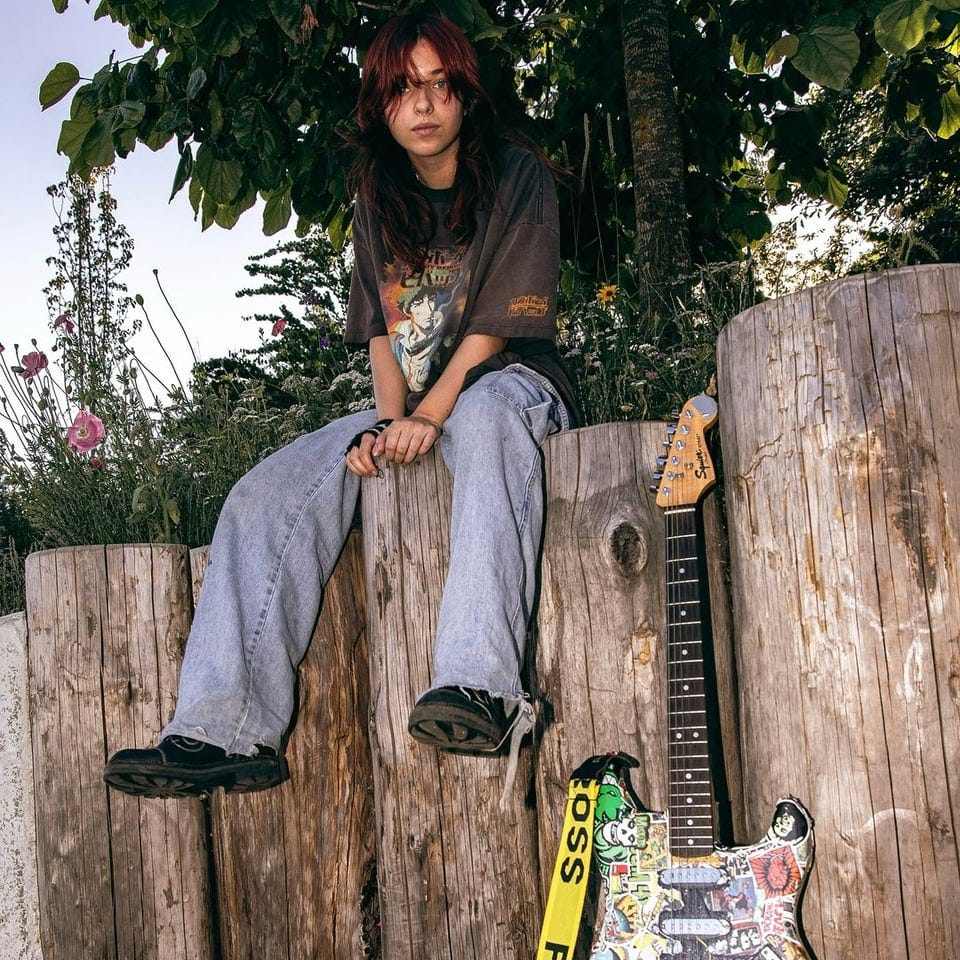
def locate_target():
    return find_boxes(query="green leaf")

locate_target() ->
[929,0,960,10]
[791,26,860,90]
[112,100,146,131]
[170,146,193,201]
[189,173,203,215]
[263,186,292,236]
[77,113,117,170]
[52,0,68,12]
[732,34,766,74]
[163,0,217,28]
[40,62,80,110]
[195,143,243,204]
[875,0,938,54]
[185,67,207,100]
[824,167,849,207]
[765,35,799,70]
[268,0,302,41]
[57,117,93,159]
[936,84,960,136]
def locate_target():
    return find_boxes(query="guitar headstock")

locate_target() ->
[654,393,719,508]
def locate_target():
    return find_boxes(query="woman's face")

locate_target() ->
[386,40,464,188]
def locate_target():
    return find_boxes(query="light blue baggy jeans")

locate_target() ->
[162,365,570,755]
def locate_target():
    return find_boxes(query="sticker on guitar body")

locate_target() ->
[588,771,815,960]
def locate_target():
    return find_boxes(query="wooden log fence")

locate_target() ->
[19,263,960,959]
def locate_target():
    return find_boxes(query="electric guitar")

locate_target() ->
[587,394,818,960]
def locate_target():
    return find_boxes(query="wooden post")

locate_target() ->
[25,544,214,960]
[360,453,543,960]
[533,422,741,937]
[717,264,960,959]
[359,422,740,959]
[200,532,379,960]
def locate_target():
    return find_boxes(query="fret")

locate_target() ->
[664,488,716,860]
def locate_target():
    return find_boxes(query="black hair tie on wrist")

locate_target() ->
[345,418,394,455]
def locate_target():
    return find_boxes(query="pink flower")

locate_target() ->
[53,314,76,334]
[272,318,287,336]
[89,457,104,469]
[66,411,105,453]
[20,351,48,379]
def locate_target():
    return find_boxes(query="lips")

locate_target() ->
[412,124,439,135]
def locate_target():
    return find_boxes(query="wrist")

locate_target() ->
[408,413,443,435]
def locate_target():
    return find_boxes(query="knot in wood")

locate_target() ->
[609,520,646,578]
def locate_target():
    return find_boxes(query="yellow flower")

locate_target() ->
[596,284,618,303]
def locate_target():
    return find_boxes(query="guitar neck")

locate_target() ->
[665,505,715,859]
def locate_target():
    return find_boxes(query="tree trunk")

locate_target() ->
[26,544,215,960]
[621,0,690,281]
[195,534,379,960]
[717,263,960,960]
[360,454,543,960]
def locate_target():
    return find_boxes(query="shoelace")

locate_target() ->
[497,697,534,811]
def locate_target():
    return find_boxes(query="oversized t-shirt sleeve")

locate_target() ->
[463,152,561,340]
[343,203,388,347]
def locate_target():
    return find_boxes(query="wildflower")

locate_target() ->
[318,335,331,348]
[596,284,618,304]
[66,411,105,453]
[20,351,48,379]
[89,456,104,469]
[53,314,76,334]
[272,319,287,336]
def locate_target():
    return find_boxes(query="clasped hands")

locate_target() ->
[345,414,443,477]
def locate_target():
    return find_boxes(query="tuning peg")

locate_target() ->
[652,471,663,482]
[648,483,659,493]
[657,456,667,468]
[670,408,680,420]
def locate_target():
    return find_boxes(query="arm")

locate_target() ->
[376,333,507,464]
[345,336,409,478]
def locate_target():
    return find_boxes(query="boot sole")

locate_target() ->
[104,754,290,799]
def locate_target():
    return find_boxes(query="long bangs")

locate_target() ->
[358,14,486,131]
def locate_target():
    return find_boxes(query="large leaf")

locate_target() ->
[74,113,117,173]
[875,0,938,54]
[195,143,244,204]
[40,62,80,110]
[765,34,799,70]
[263,185,293,236]
[936,84,960,136]
[111,100,146,131]
[57,117,93,159]
[268,0,302,41]
[170,146,194,201]
[791,26,860,90]
[163,0,217,28]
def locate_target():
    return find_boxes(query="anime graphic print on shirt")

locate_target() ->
[381,245,469,394]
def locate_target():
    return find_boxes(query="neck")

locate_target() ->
[411,150,458,189]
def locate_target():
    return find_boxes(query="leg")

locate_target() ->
[104,409,378,796]
[408,366,570,753]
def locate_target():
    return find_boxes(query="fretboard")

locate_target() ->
[665,505,714,858]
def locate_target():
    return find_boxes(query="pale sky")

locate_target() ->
[0,0,296,382]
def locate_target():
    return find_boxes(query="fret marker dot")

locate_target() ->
[682,683,689,691]
[686,797,693,804]
[687,838,695,846]
[682,647,688,656]
[686,819,694,826]
[693,732,700,739]
[675,733,682,740]
[679,566,686,574]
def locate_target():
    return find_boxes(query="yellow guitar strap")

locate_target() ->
[536,775,600,959]
[537,753,638,960]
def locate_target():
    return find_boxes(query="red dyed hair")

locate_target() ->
[348,13,499,271]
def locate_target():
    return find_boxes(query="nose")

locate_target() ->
[414,85,433,114]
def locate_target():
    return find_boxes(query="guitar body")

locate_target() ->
[588,769,816,960]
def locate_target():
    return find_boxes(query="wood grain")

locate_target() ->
[717,263,960,959]
[26,544,213,960]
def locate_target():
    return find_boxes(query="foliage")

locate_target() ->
[41,0,960,278]
[559,261,760,424]
[0,170,373,615]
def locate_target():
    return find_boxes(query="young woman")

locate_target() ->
[104,11,578,798]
